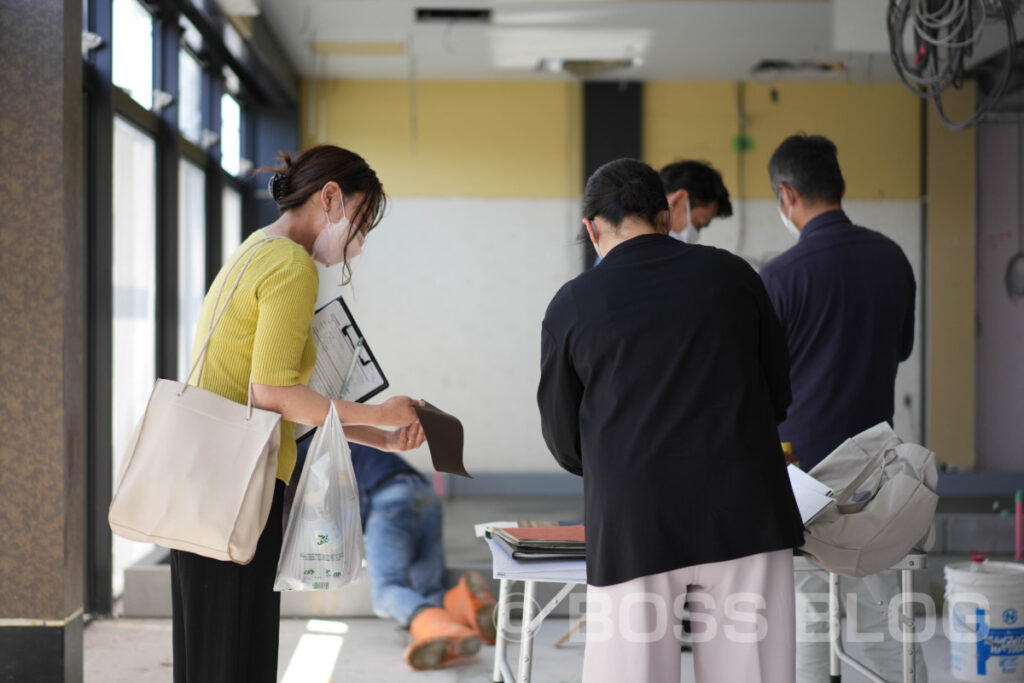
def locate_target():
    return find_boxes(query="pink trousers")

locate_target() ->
[581,549,796,683]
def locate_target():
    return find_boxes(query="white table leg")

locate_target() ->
[493,578,511,683]
[517,580,539,683]
[901,568,916,683]
[829,572,841,682]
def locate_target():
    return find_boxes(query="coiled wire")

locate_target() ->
[888,0,1017,130]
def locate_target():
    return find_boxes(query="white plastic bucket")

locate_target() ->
[946,561,1024,682]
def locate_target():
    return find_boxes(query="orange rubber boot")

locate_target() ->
[443,570,498,644]
[403,607,481,670]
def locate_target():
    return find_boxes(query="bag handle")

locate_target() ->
[181,237,284,416]
[835,448,898,513]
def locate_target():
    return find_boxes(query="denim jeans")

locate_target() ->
[364,473,446,626]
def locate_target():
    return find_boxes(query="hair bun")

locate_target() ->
[267,173,290,202]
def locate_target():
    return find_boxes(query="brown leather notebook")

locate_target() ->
[414,401,471,478]
[501,525,586,543]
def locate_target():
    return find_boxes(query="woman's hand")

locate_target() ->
[382,421,426,452]
[377,395,424,426]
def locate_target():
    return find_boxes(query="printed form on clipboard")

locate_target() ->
[296,295,389,442]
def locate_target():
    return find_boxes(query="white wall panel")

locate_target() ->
[318,198,582,474]
[318,197,923,474]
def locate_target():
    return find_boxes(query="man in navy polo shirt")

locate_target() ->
[760,134,922,682]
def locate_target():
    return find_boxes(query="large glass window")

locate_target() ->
[85,0,293,616]
[111,116,157,594]
[178,160,207,381]
[111,0,153,110]
[220,93,241,176]
[179,50,204,145]
[222,185,243,261]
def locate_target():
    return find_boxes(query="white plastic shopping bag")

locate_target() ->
[274,402,364,591]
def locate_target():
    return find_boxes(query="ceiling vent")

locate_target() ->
[415,8,491,23]
[750,59,847,76]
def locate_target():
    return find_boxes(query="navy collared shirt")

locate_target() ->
[760,209,915,470]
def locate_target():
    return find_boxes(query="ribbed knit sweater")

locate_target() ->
[189,229,318,483]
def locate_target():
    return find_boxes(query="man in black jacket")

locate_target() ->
[760,134,922,682]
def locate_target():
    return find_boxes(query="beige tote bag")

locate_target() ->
[108,238,284,564]
[800,422,938,577]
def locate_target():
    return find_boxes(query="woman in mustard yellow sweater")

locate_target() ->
[172,145,425,683]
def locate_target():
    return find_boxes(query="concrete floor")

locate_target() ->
[83,496,986,682]
[84,614,962,682]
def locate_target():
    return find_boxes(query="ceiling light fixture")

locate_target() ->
[537,55,642,78]
[214,0,261,18]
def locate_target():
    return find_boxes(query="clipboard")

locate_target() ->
[296,295,388,442]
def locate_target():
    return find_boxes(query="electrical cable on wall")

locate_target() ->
[887,0,1018,130]
[734,82,749,257]
[407,31,419,155]
[1008,100,1024,300]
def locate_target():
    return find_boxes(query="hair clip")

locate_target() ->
[267,173,289,202]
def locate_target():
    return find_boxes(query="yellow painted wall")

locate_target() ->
[925,86,976,468]
[644,82,922,200]
[643,82,741,194]
[300,80,582,198]
[304,79,920,200]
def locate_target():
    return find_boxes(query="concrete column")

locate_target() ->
[0,1,87,681]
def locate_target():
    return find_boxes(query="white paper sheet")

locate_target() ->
[307,300,386,402]
[788,464,833,497]
[788,465,835,525]
[485,538,587,584]
[296,297,388,440]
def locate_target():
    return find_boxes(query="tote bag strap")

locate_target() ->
[834,448,899,512]
[182,236,285,407]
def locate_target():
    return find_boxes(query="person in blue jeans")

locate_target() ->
[292,439,496,670]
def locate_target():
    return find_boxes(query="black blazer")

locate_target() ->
[538,233,804,587]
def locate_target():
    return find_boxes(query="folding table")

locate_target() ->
[793,553,927,683]
[484,536,926,683]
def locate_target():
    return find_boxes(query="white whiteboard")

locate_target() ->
[315,197,924,474]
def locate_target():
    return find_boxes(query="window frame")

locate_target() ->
[82,0,295,615]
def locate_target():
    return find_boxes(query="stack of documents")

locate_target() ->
[788,464,835,525]
[487,525,585,560]
[484,538,587,584]
[476,521,587,583]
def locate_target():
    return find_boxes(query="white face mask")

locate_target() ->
[312,191,365,266]
[778,197,800,239]
[669,198,700,244]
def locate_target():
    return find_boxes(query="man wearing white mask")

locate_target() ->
[759,135,921,682]
[660,159,732,243]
